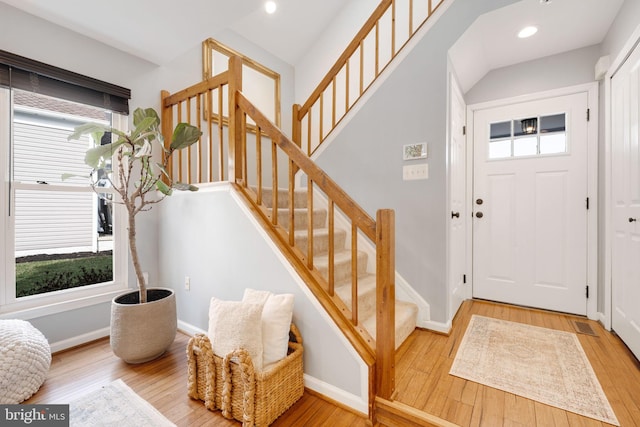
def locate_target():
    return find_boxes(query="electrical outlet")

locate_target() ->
[403,163,428,181]
[184,276,190,291]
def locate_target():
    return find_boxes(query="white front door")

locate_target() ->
[611,39,640,360]
[472,92,589,315]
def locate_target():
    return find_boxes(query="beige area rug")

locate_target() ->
[69,379,175,427]
[450,315,619,425]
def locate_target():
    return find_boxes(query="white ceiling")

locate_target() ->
[0,0,348,66]
[0,0,626,89]
[450,0,625,93]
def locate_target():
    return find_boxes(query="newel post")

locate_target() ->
[375,209,395,399]
[227,55,244,183]
[292,103,302,149]
[160,90,173,184]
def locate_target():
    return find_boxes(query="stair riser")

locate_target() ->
[316,252,368,285]
[363,303,418,350]
[295,230,347,256]
[344,295,376,322]
[277,209,327,230]
[259,188,308,209]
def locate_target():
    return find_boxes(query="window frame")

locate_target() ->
[487,112,570,161]
[0,87,128,319]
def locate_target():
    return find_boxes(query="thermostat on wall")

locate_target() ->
[403,142,427,160]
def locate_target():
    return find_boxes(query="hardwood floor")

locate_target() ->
[26,299,640,426]
[394,300,640,427]
[26,333,369,426]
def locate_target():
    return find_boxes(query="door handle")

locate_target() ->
[629,218,637,223]
[475,212,484,218]
[451,211,460,219]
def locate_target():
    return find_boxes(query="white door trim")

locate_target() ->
[603,23,640,330]
[467,82,599,320]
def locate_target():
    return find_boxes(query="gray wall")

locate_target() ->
[313,0,517,323]
[0,2,297,347]
[465,45,602,105]
[158,186,365,400]
[0,3,362,398]
[600,0,640,60]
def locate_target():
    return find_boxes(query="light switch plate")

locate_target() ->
[403,163,428,180]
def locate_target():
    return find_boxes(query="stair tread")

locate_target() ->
[313,249,367,266]
[334,274,376,301]
[255,187,309,209]
[361,300,418,325]
[361,300,418,349]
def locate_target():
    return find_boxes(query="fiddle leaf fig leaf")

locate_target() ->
[84,141,126,168]
[156,179,172,196]
[133,108,160,128]
[156,163,169,179]
[68,123,110,143]
[172,182,199,192]
[130,117,158,142]
[170,123,202,151]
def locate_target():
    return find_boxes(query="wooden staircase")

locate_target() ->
[262,187,418,349]
[160,0,451,419]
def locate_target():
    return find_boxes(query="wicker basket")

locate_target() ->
[187,324,304,427]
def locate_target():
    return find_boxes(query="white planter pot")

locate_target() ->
[110,287,177,364]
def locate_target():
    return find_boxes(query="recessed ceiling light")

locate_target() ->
[265,1,277,14]
[518,26,538,38]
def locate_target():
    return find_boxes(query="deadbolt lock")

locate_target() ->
[475,212,484,218]
[476,198,483,205]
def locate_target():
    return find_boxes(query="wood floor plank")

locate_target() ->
[23,299,640,426]
[395,300,640,427]
[26,332,369,427]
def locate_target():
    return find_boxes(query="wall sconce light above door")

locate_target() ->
[521,117,538,134]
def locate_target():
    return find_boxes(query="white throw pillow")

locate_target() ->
[243,289,294,367]
[208,297,264,371]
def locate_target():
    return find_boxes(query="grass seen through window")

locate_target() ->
[16,251,113,297]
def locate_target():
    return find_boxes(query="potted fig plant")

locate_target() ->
[68,107,201,363]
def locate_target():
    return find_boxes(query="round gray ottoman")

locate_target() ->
[0,319,51,403]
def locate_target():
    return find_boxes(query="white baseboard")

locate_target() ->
[50,327,110,354]
[178,320,206,337]
[419,319,452,335]
[303,374,368,415]
[49,322,203,355]
[597,312,611,331]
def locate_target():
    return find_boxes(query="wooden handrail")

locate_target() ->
[161,70,232,185]
[162,52,398,415]
[162,72,229,107]
[236,89,395,401]
[294,0,446,155]
[237,92,377,241]
[297,0,392,116]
